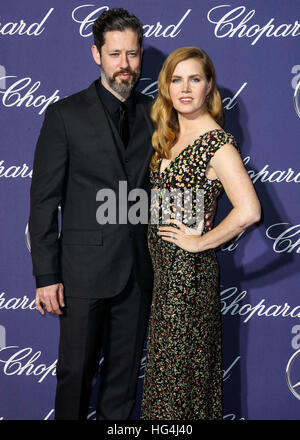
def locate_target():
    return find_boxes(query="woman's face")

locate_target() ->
[169,58,212,118]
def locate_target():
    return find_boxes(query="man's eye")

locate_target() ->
[110,53,119,57]
[128,52,137,57]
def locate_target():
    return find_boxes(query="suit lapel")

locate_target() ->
[84,82,154,188]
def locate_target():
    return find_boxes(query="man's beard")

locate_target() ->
[101,67,140,97]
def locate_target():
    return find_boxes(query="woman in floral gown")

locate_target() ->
[141,47,261,420]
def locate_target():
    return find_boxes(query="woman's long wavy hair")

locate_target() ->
[150,47,224,171]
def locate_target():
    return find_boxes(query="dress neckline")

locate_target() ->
[159,128,225,177]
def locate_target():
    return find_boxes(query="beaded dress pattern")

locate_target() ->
[141,129,239,420]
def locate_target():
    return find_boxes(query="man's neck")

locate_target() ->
[100,77,129,102]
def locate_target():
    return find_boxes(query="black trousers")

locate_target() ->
[54,271,152,420]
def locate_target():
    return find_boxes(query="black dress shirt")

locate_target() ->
[95,78,136,139]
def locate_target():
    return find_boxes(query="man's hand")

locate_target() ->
[35,283,65,315]
[204,201,217,231]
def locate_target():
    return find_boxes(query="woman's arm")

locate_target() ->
[158,143,261,252]
[196,142,261,251]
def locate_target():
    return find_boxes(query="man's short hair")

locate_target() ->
[92,8,144,53]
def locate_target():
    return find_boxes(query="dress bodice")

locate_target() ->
[149,129,239,233]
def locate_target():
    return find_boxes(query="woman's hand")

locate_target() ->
[158,218,204,253]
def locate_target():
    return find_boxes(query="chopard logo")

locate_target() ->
[0,291,36,311]
[221,222,300,253]
[0,74,248,119]
[207,5,300,46]
[0,160,32,178]
[0,75,60,115]
[244,156,300,184]
[72,5,191,38]
[0,8,54,36]
[0,343,146,384]
[221,286,300,323]
[139,77,248,109]
[266,223,300,254]
[0,346,57,383]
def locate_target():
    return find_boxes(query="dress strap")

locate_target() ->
[205,130,240,156]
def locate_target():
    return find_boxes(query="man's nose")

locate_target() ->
[119,53,129,69]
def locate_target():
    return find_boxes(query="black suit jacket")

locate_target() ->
[29,80,154,298]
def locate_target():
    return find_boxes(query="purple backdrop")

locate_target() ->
[0,0,299,420]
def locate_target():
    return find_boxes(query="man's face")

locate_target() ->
[93,29,142,98]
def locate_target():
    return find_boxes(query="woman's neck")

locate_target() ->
[177,111,217,136]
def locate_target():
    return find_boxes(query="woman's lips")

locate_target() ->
[179,97,193,104]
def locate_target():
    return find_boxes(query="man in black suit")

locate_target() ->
[29,8,154,420]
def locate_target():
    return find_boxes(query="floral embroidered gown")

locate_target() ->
[141,129,239,420]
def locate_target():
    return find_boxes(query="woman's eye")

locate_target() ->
[191,78,200,82]
[171,79,180,83]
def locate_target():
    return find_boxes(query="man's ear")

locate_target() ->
[91,44,101,66]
